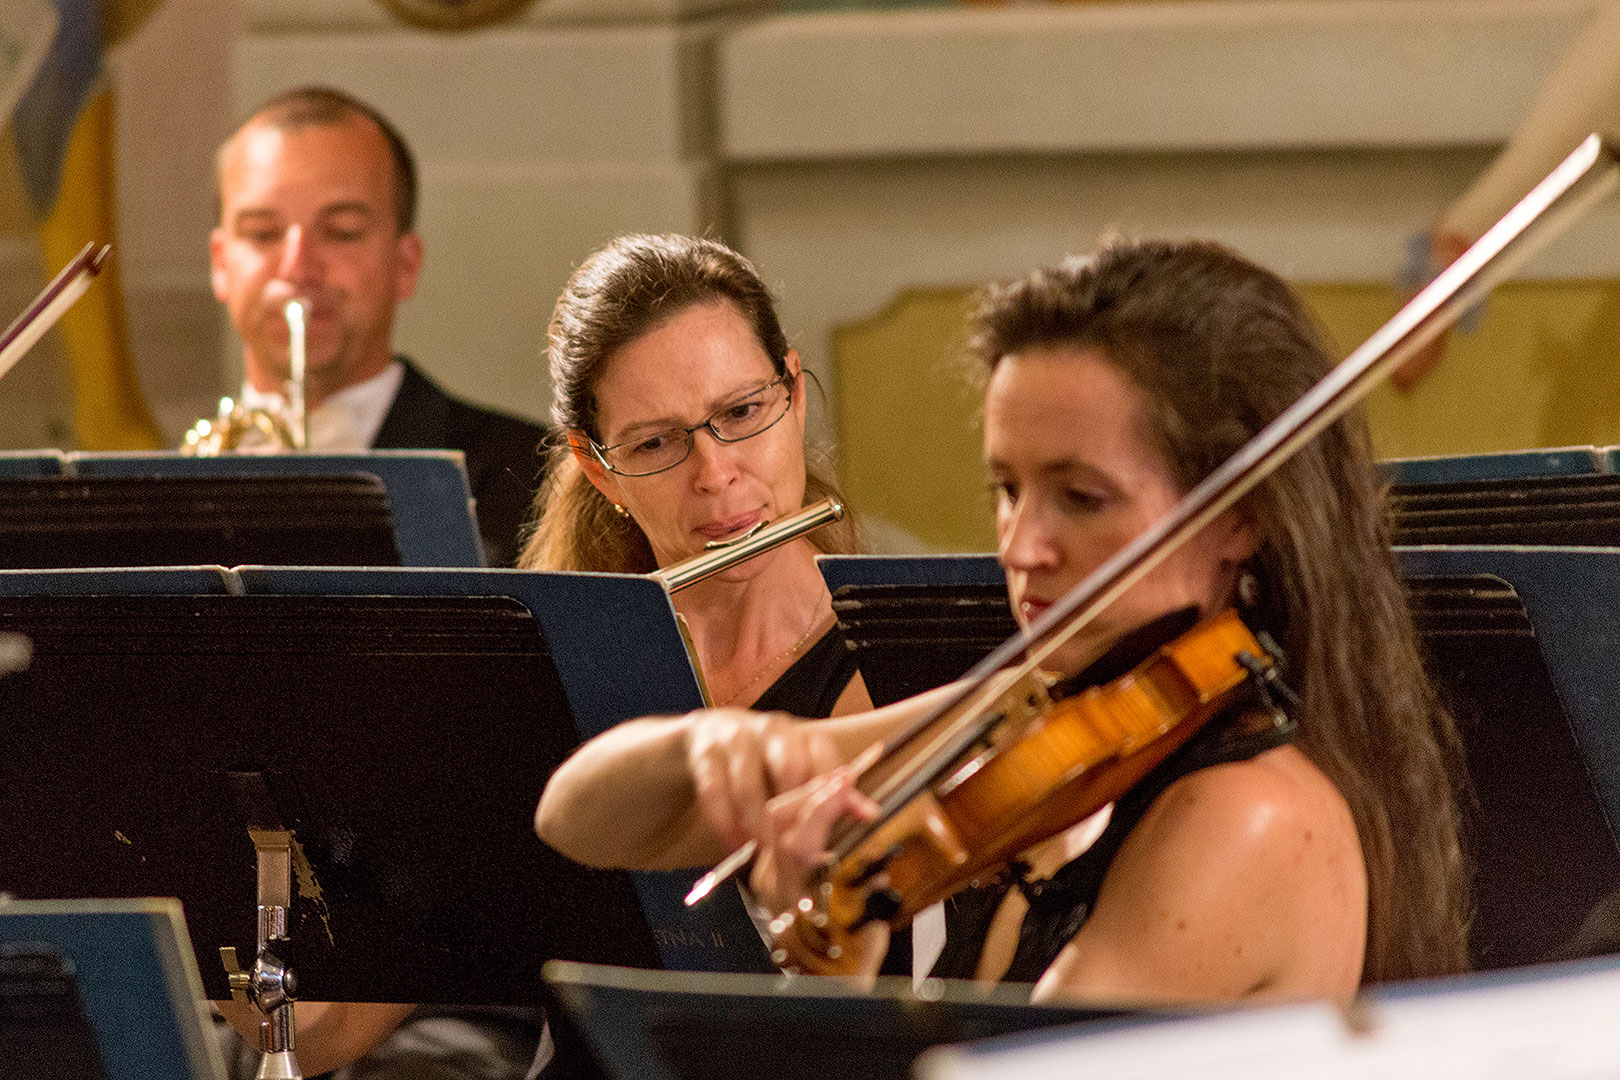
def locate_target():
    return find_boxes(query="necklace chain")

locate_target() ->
[717,608,834,707]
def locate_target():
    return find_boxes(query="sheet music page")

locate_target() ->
[919,959,1620,1080]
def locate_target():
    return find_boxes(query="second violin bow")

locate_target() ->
[0,242,111,382]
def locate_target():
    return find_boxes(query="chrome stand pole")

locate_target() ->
[221,828,303,1080]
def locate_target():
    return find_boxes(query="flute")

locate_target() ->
[652,498,844,593]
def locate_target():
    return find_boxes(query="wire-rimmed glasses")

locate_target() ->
[588,376,794,477]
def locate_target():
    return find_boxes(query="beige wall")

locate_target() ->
[7,0,1611,478]
[109,0,238,441]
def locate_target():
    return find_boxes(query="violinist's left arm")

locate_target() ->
[1031,745,1366,1006]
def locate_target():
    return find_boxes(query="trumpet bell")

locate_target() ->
[180,397,299,456]
[183,296,311,455]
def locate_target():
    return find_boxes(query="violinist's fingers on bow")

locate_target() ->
[689,709,764,849]
[688,708,816,850]
[765,723,840,795]
[686,688,947,854]
[752,769,891,979]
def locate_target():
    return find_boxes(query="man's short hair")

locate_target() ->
[222,86,419,233]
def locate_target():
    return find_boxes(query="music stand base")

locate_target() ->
[257,1049,301,1080]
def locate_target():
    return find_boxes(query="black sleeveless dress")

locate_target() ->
[929,708,1297,983]
[750,623,861,718]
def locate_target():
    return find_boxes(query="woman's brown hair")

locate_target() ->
[520,234,855,571]
[967,238,1470,983]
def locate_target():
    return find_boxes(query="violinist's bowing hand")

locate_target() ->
[687,709,845,851]
[539,697,920,872]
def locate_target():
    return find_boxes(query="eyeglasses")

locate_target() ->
[588,376,794,477]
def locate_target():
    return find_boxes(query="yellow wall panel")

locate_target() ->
[1307,281,1620,460]
[834,280,1620,552]
[832,287,993,552]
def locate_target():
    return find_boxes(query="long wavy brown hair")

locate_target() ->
[966,239,1470,983]
[520,234,857,571]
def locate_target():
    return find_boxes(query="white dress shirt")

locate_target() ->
[239,360,405,451]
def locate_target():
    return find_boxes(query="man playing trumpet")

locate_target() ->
[210,85,548,566]
[208,86,553,1078]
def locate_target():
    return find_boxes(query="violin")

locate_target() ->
[768,606,1288,975]
[689,134,1620,976]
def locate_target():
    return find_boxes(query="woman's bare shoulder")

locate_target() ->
[1150,744,1359,854]
[1128,745,1367,932]
[1036,745,1366,1004]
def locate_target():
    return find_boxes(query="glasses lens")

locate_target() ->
[600,378,792,476]
[711,380,791,442]
[603,429,692,476]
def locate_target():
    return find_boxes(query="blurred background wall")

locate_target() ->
[5,0,1617,549]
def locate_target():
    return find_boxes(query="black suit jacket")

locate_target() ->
[373,357,550,567]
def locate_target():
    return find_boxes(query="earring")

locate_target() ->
[1237,567,1261,609]
[611,503,631,520]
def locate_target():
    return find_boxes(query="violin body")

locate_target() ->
[769,608,1284,975]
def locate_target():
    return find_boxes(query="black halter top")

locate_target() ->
[928,706,1297,984]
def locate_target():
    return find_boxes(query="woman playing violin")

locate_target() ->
[537,239,1469,999]
[521,234,868,719]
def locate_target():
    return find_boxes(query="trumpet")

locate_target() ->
[182,298,310,455]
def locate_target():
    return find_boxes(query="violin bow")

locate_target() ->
[687,134,1620,906]
[0,243,111,382]
[0,245,108,700]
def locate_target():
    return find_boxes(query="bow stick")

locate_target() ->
[0,243,111,382]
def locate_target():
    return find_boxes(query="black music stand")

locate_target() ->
[818,554,1011,706]
[1398,546,1620,968]
[0,451,483,568]
[0,563,782,1015]
[0,566,685,1010]
[544,961,1122,1080]
[237,566,781,976]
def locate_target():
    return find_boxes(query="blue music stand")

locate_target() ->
[819,553,1003,590]
[0,897,225,1080]
[1381,445,1611,484]
[0,450,482,567]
